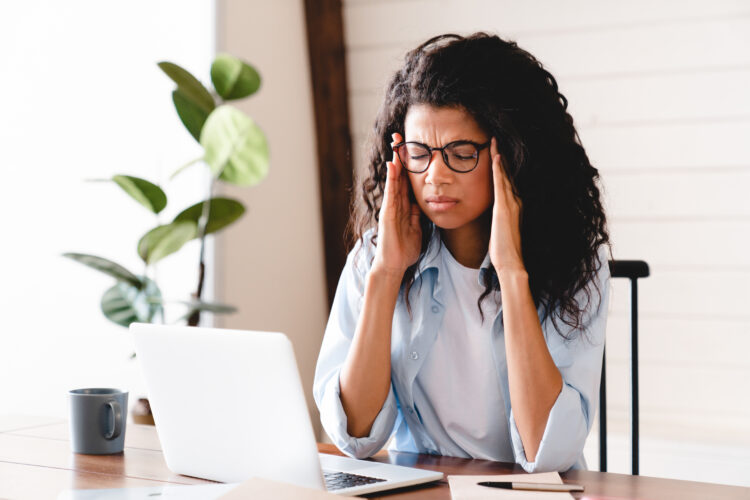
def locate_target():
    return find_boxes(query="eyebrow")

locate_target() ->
[405,138,486,145]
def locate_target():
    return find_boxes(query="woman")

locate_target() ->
[313,32,611,473]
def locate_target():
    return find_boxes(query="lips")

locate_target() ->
[425,195,458,212]
[425,196,458,203]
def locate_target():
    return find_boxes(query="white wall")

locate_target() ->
[0,2,215,416]
[1,0,329,441]
[342,0,750,487]
[213,0,328,435]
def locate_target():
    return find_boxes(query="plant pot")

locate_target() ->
[131,397,155,425]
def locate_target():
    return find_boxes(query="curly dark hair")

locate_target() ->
[350,32,611,338]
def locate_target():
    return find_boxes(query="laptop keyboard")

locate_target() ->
[324,470,386,491]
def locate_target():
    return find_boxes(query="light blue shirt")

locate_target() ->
[313,228,610,472]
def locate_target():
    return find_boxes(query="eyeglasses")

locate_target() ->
[394,140,490,173]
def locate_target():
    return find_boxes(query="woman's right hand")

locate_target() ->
[371,132,423,279]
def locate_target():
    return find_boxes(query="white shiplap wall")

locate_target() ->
[342,0,750,486]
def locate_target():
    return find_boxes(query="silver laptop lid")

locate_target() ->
[130,323,325,489]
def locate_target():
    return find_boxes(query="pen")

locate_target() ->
[477,481,584,492]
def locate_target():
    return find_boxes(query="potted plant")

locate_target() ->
[63,54,269,423]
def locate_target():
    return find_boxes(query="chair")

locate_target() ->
[600,260,650,475]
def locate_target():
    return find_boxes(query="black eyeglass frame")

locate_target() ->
[394,140,491,174]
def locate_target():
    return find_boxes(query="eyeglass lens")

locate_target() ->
[398,142,480,172]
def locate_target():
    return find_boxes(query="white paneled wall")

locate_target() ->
[342,0,750,486]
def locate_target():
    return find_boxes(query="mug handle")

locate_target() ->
[104,400,122,440]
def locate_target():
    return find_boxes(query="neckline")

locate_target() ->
[442,242,482,274]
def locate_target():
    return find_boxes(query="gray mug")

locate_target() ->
[69,388,128,454]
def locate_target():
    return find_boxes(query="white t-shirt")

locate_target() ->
[415,244,511,461]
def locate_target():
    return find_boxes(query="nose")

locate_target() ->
[424,151,454,185]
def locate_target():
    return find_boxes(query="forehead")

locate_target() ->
[403,104,486,141]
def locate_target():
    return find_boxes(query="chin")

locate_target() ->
[424,212,469,230]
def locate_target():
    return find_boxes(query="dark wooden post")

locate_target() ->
[303,0,354,309]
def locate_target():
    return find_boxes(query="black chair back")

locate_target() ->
[600,260,649,475]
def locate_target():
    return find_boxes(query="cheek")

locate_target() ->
[467,172,494,212]
[407,174,424,203]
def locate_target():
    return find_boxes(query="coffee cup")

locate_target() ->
[69,388,128,454]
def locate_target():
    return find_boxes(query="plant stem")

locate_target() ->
[187,175,216,326]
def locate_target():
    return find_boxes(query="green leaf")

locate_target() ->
[180,300,237,314]
[157,61,215,113]
[200,105,269,186]
[137,221,197,264]
[112,175,167,214]
[172,89,211,142]
[173,197,245,235]
[62,253,143,289]
[177,300,237,323]
[101,278,161,327]
[210,54,261,100]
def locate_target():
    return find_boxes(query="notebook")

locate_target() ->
[448,472,573,499]
[129,323,443,496]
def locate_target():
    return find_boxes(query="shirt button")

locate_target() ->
[410,351,419,360]
[431,305,439,313]
[408,408,414,414]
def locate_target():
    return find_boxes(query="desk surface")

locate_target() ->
[1,416,748,500]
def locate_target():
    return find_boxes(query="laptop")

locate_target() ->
[129,323,443,496]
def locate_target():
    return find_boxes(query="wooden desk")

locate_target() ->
[1,416,748,499]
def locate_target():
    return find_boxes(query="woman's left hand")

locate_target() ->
[489,137,526,277]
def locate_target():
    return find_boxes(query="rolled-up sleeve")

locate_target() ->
[509,246,611,472]
[313,236,398,458]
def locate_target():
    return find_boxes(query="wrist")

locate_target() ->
[369,264,405,286]
[496,265,528,286]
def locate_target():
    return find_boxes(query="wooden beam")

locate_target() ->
[303,0,354,309]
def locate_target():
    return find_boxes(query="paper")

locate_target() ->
[57,483,238,500]
[218,477,357,500]
[448,471,574,499]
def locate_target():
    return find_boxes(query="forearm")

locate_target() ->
[339,267,402,437]
[499,268,562,462]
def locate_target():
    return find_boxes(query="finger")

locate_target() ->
[391,134,405,170]
[388,142,402,207]
[492,145,520,211]
[491,137,506,200]
[381,161,395,213]
[392,137,412,209]
[399,165,409,203]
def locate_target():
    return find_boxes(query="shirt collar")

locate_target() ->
[414,226,495,280]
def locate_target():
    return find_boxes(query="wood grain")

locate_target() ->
[2,417,748,499]
[0,461,170,500]
[9,421,163,451]
[304,0,354,308]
